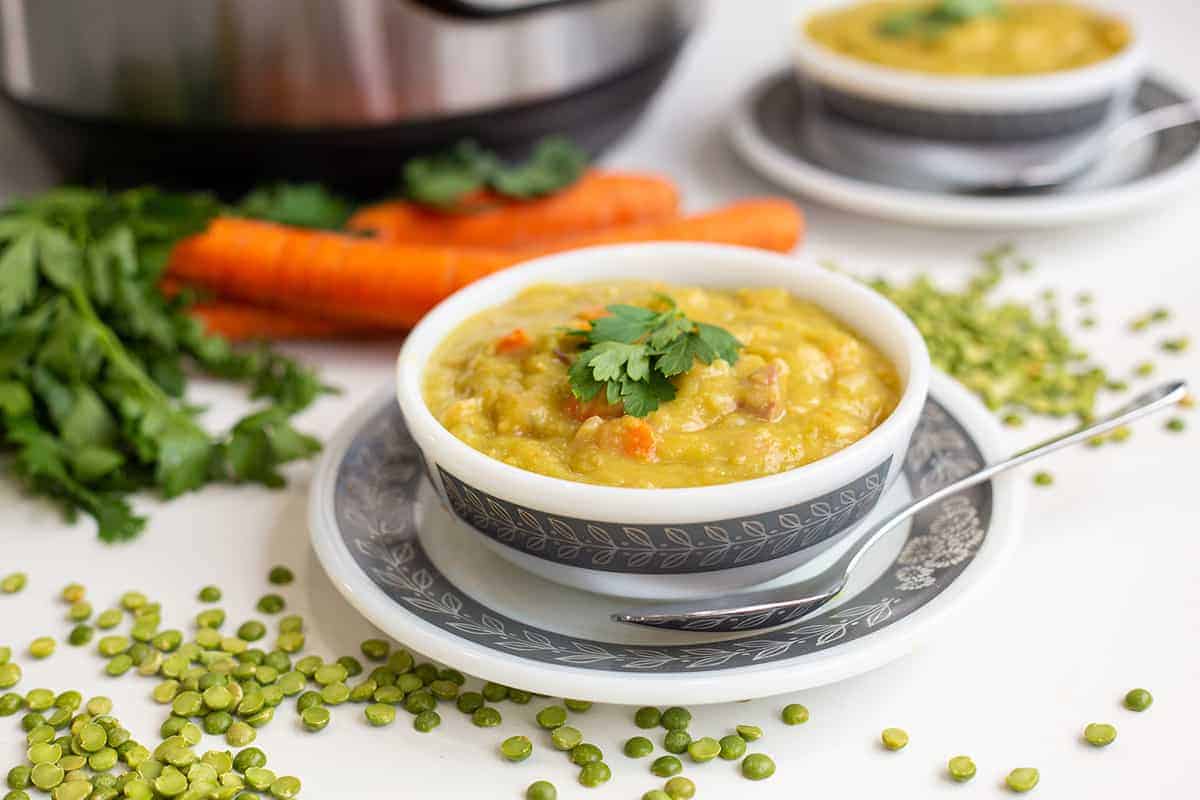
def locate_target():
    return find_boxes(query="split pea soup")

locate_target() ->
[806,1,1131,76]
[423,282,900,488]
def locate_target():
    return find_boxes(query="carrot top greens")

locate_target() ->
[403,138,588,210]
[235,182,352,230]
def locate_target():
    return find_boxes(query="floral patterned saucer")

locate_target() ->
[730,69,1200,229]
[309,373,1023,705]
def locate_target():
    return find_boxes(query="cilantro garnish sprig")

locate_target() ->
[567,296,743,417]
[879,0,1002,38]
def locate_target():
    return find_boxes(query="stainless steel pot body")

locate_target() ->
[0,0,697,128]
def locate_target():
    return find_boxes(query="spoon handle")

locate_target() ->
[1108,99,1200,153]
[615,382,1188,631]
[1021,100,1200,189]
[838,380,1189,579]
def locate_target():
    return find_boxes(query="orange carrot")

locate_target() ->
[168,217,516,328]
[167,199,804,328]
[347,171,680,248]
[576,305,611,322]
[158,277,186,299]
[527,199,804,256]
[563,396,625,422]
[495,328,533,354]
[190,302,385,341]
[621,419,657,461]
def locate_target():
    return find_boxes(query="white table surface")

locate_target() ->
[2,1,1198,798]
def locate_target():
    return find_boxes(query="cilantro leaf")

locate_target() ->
[36,227,84,290]
[619,371,677,418]
[404,140,500,209]
[880,0,1000,36]
[0,233,37,318]
[646,313,693,353]
[567,295,742,417]
[404,137,588,210]
[567,355,605,402]
[58,385,118,450]
[70,446,125,483]
[878,9,922,35]
[936,0,1001,22]
[488,137,587,200]
[587,305,660,344]
[237,183,353,230]
[87,495,146,543]
[694,322,743,365]
[0,381,32,417]
[4,415,145,542]
[654,334,703,378]
[0,186,328,541]
[581,341,649,384]
[153,415,216,498]
[222,407,321,487]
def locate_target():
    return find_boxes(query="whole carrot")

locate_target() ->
[167,199,804,328]
[527,198,804,256]
[448,198,805,289]
[346,171,680,248]
[190,302,386,341]
[168,217,517,328]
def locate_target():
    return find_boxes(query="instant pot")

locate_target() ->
[0,0,697,194]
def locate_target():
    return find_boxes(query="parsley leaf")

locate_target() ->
[567,355,606,403]
[567,296,742,417]
[488,137,588,200]
[581,341,651,384]
[654,334,705,378]
[0,187,329,541]
[236,183,353,230]
[404,137,588,210]
[223,407,321,488]
[937,0,1002,21]
[879,0,1001,37]
[403,140,501,209]
[695,322,743,365]
[588,305,661,344]
[618,372,677,418]
[0,234,36,317]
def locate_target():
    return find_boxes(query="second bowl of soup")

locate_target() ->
[397,244,930,600]
[793,0,1145,141]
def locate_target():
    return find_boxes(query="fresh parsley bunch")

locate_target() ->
[0,188,329,542]
[567,297,743,417]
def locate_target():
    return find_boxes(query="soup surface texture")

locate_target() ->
[424,283,901,488]
[805,1,1131,76]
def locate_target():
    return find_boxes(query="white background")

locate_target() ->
[1,1,1198,797]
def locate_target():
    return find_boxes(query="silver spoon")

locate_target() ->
[959,100,1200,194]
[614,380,1189,633]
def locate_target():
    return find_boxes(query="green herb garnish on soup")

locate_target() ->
[807,1,1131,76]
[566,295,742,418]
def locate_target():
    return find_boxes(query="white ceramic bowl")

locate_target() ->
[396,244,930,600]
[793,0,1146,140]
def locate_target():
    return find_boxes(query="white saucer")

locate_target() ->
[730,69,1200,229]
[309,373,1023,705]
